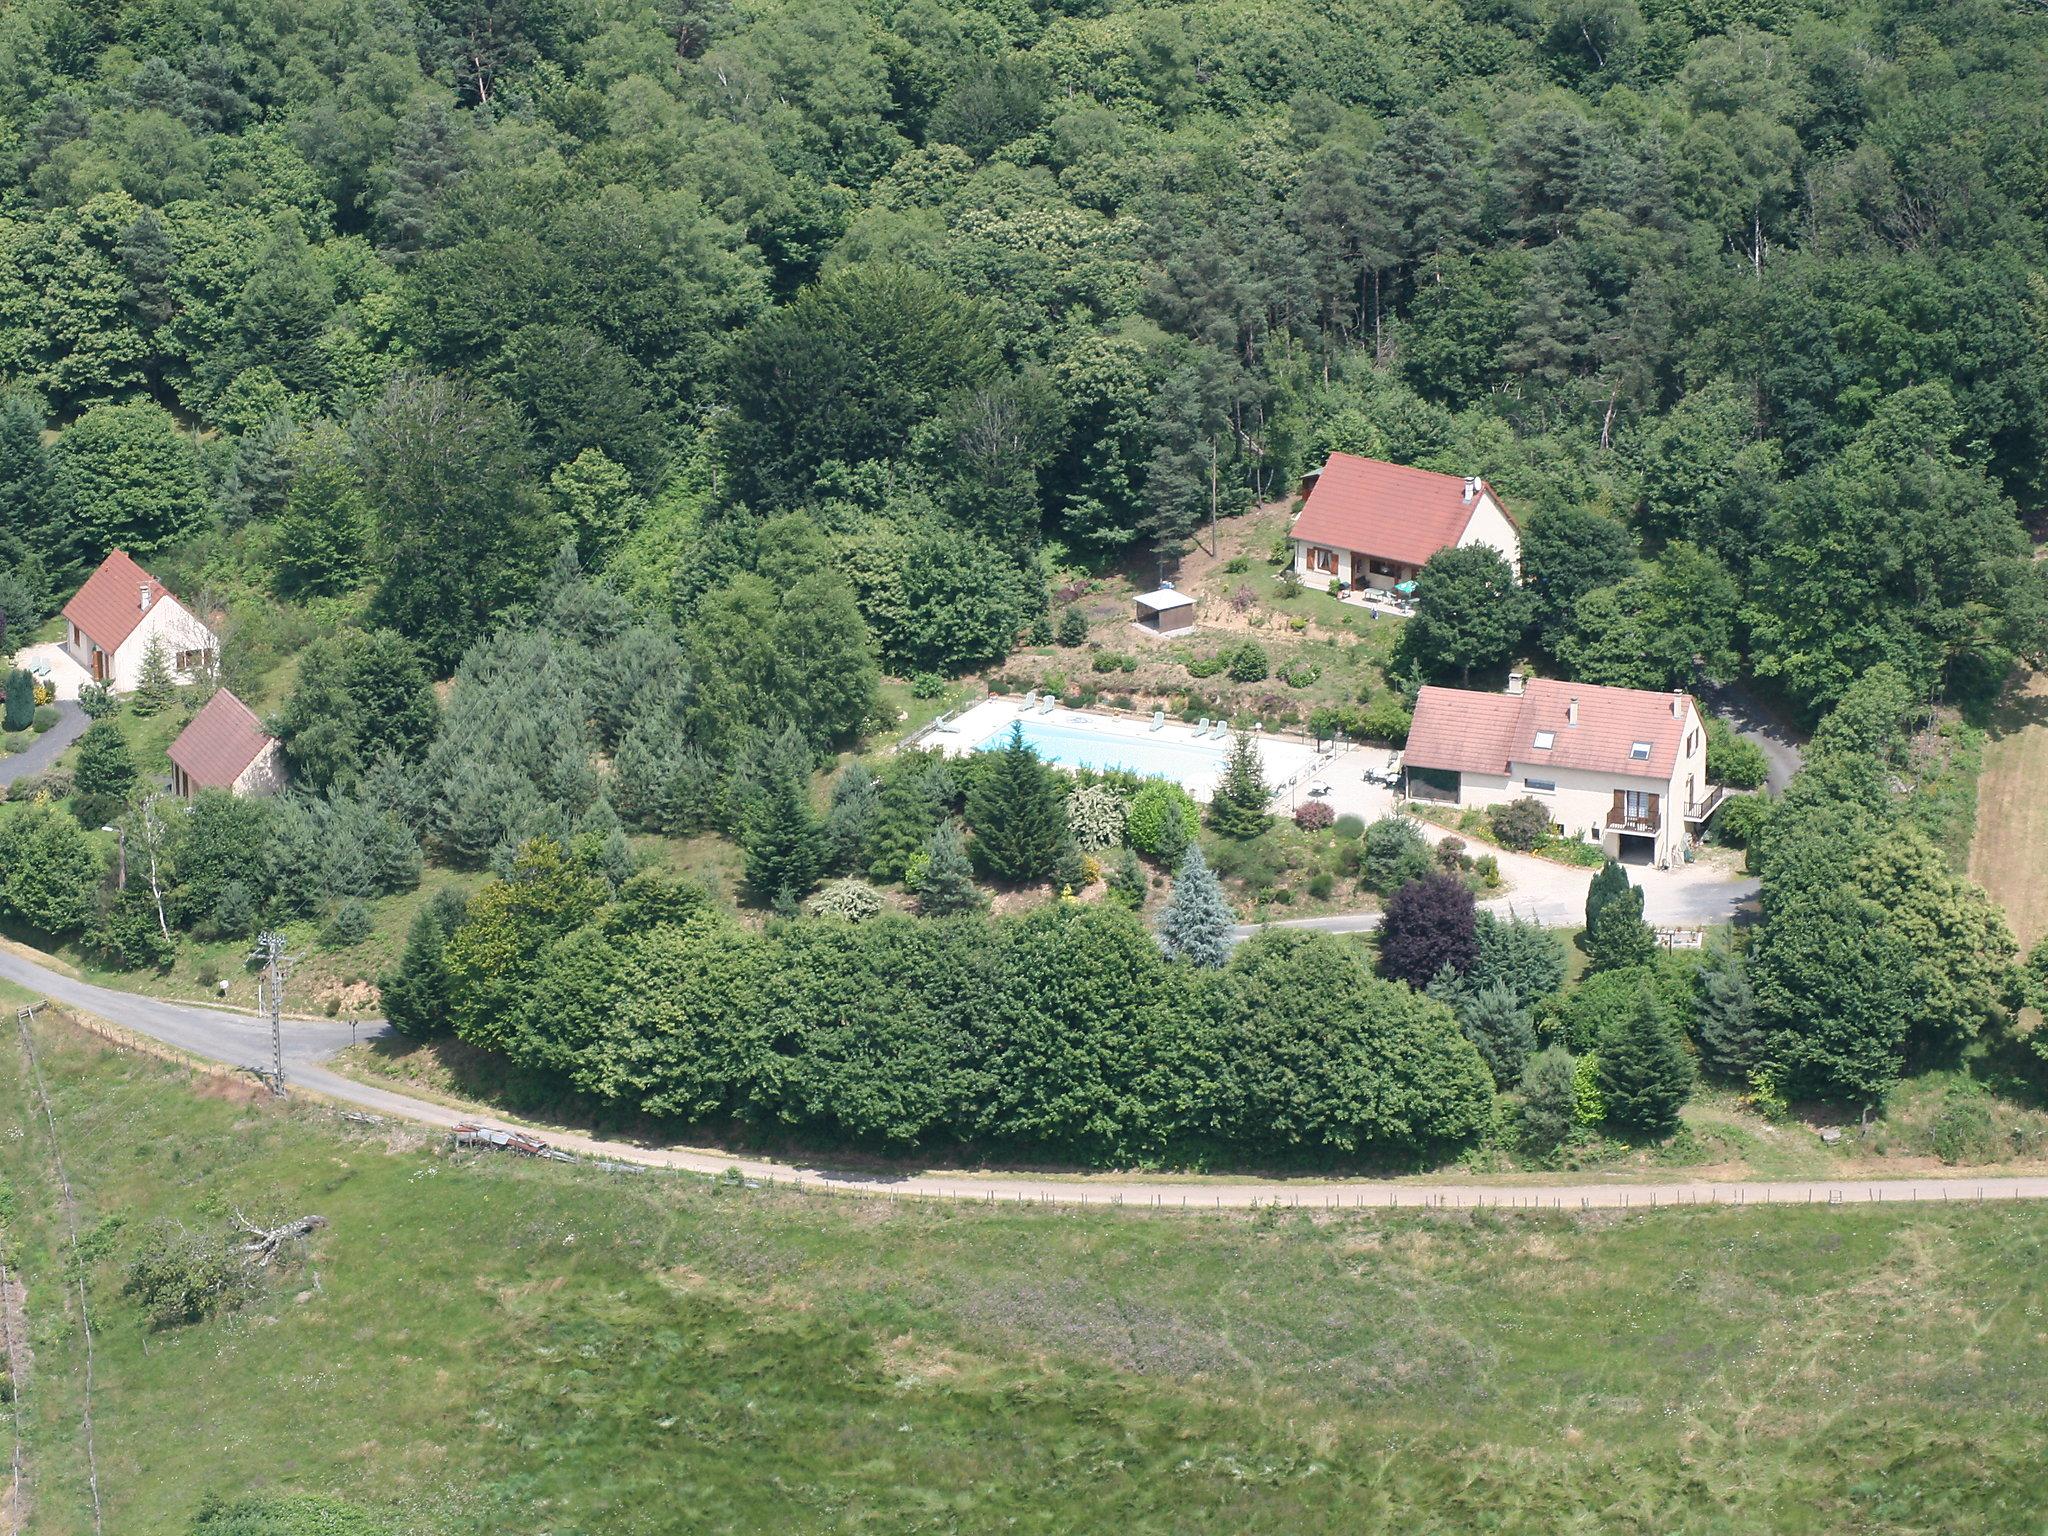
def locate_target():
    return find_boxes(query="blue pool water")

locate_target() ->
[977,718,1228,783]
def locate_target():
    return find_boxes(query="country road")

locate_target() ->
[6,944,2042,1213]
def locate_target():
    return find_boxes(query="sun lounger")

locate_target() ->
[1039,693,1055,713]
[1150,709,1164,731]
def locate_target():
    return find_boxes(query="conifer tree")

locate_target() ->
[965,722,1063,882]
[824,761,881,872]
[1584,882,1656,971]
[381,890,469,1038]
[1160,843,1234,967]
[1585,857,1630,931]
[741,769,823,907]
[132,636,176,715]
[72,718,136,808]
[1206,730,1270,838]
[917,820,985,915]
[2,669,33,732]
[1456,979,1535,1085]
[1694,941,1766,1081]
[1517,1045,1579,1154]
[1597,992,1694,1135]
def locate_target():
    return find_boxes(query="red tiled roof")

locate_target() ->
[1291,453,1513,567]
[168,689,275,791]
[1402,688,1523,776]
[61,549,179,653]
[1406,679,1695,781]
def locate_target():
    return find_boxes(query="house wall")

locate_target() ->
[1292,540,1349,590]
[103,598,217,694]
[231,741,286,798]
[1411,700,1711,868]
[1455,493,1522,572]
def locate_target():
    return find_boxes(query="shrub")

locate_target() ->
[1026,614,1054,646]
[1474,853,1500,887]
[1280,660,1321,688]
[1125,781,1198,860]
[1228,642,1268,682]
[1435,835,1469,870]
[1293,800,1335,830]
[1705,716,1770,790]
[0,732,25,755]
[322,899,372,948]
[1056,606,1087,646]
[1929,1090,2002,1166]
[1333,813,1364,838]
[1276,567,1302,598]
[1090,651,1130,673]
[1362,816,1434,894]
[1307,871,1334,899]
[125,1222,251,1328]
[1572,1052,1605,1126]
[1358,693,1412,745]
[808,878,885,921]
[1225,556,1250,574]
[72,791,125,829]
[31,704,59,732]
[1716,792,1771,864]
[1488,797,1553,851]
[78,682,118,720]
[910,672,946,699]
[1185,653,1227,678]
[1066,784,1126,850]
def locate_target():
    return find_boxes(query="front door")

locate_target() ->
[91,647,108,681]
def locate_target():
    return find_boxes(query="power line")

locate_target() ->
[249,932,298,1097]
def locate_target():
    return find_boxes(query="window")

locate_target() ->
[1629,741,1652,761]
[1532,730,1555,750]
[1368,558,1400,577]
[176,648,209,674]
[1623,790,1654,822]
[1686,729,1698,756]
[1305,545,1335,573]
[1524,777,1555,793]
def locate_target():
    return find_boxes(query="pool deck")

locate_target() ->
[921,696,1324,802]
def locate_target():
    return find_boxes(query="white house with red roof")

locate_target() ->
[1290,452,1520,595]
[1402,675,1716,867]
[61,550,218,694]
[167,689,283,799]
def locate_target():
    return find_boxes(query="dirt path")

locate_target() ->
[1972,669,2048,947]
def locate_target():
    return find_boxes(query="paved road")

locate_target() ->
[1701,679,1805,794]
[11,944,2041,1212]
[0,701,85,787]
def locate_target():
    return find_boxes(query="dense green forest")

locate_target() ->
[1,0,2044,711]
[0,0,2045,1162]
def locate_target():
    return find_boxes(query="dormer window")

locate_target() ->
[1629,741,1652,760]
[1532,730,1555,750]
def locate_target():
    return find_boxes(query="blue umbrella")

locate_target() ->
[1394,580,1418,595]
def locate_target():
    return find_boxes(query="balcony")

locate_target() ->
[1683,784,1731,823]
[1606,810,1661,834]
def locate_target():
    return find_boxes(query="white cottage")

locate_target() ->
[60,549,217,694]
[1290,452,1520,594]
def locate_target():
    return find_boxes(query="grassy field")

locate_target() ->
[7,1011,2048,1535]
[1971,669,2048,947]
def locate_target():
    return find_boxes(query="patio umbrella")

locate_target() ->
[1393,580,1418,595]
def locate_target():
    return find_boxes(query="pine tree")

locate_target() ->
[1206,730,1270,838]
[2,669,33,732]
[1161,843,1234,967]
[1456,979,1535,1085]
[1517,1045,1579,1154]
[823,761,881,872]
[72,718,136,799]
[1053,833,1088,893]
[1585,858,1630,931]
[382,904,459,1037]
[1597,992,1694,1136]
[1694,941,1766,1081]
[741,769,823,907]
[1584,883,1656,972]
[917,820,985,915]
[965,722,1063,882]
[132,636,176,715]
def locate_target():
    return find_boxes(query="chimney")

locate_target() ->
[1671,690,1684,719]
[1506,670,1525,697]
[1566,697,1579,727]
[1463,476,1479,503]
[138,582,152,613]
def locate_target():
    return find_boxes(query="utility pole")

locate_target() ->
[251,931,292,1097]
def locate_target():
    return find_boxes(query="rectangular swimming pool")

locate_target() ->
[978,716,1232,783]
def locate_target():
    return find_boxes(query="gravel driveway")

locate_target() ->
[0,700,86,788]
